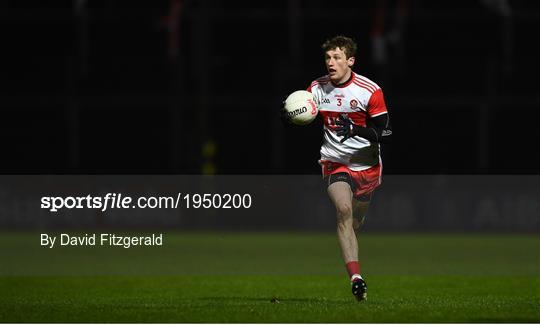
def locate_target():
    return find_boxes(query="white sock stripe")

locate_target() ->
[351,274,363,281]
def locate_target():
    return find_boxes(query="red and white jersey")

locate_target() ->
[308,72,388,171]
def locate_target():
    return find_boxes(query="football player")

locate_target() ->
[286,35,392,301]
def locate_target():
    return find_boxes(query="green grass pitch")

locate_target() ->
[0,232,539,322]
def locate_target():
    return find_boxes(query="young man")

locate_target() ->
[307,35,392,301]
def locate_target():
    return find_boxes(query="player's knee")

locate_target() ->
[353,217,365,231]
[335,203,353,220]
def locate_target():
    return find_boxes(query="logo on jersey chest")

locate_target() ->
[321,94,364,112]
[321,96,362,111]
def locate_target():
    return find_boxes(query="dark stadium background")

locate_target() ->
[2,0,539,175]
[1,3,539,322]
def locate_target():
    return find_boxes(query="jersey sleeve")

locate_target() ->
[307,80,317,92]
[367,88,388,117]
[307,81,321,105]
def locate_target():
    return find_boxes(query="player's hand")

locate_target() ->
[335,114,358,142]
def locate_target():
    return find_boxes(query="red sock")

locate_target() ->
[345,261,360,278]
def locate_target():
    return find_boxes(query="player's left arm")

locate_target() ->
[336,89,392,143]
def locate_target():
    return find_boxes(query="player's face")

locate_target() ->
[325,47,355,84]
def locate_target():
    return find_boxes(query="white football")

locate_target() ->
[283,90,318,125]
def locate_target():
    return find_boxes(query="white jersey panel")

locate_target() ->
[309,72,386,171]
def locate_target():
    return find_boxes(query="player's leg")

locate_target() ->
[327,180,368,301]
[327,181,357,264]
[352,196,371,231]
[350,196,371,300]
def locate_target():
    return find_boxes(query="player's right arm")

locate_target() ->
[335,113,392,143]
[335,88,392,143]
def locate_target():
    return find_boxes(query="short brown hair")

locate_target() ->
[321,35,357,59]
